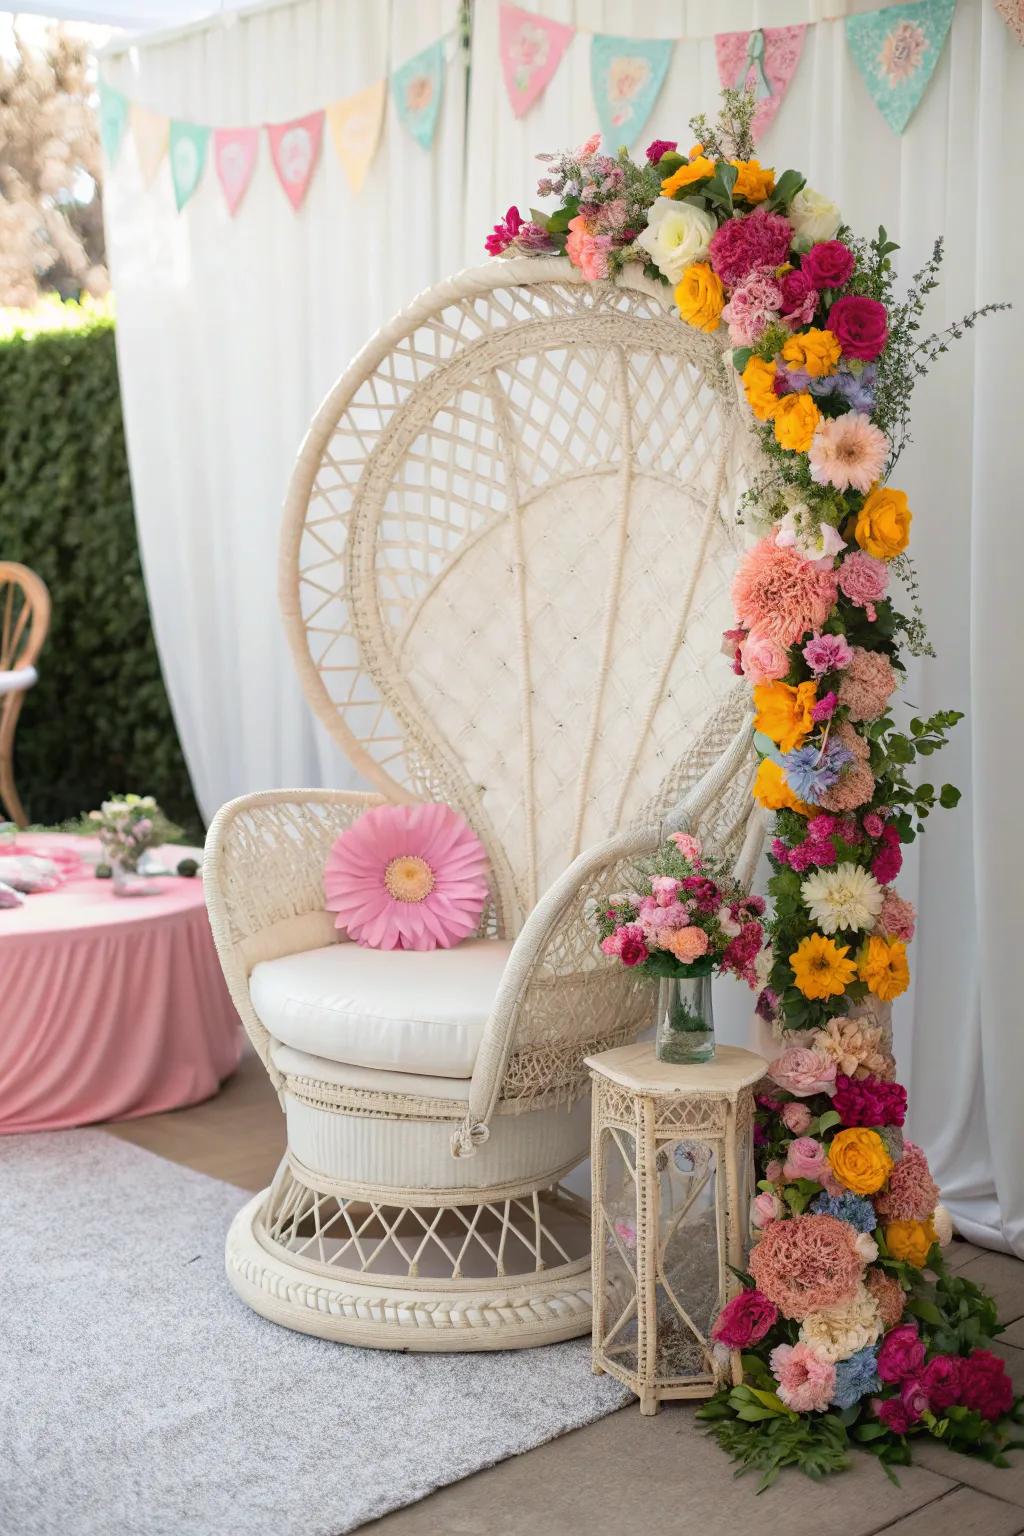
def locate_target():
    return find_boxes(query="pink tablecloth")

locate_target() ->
[0,836,242,1133]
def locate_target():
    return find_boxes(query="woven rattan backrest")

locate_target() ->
[281,260,751,934]
[0,562,50,674]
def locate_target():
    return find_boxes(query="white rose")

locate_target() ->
[636,198,716,284]
[788,186,842,245]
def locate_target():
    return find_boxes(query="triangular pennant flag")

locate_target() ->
[499,4,575,118]
[266,111,324,211]
[131,104,169,188]
[590,35,673,149]
[326,80,386,194]
[714,25,807,142]
[996,0,1024,45]
[846,0,956,135]
[392,41,445,150]
[213,127,259,217]
[97,81,129,166]
[169,121,210,211]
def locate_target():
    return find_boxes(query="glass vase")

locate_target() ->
[110,856,159,898]
[655,973,716,1065]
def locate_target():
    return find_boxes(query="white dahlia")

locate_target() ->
[800,864,884,935]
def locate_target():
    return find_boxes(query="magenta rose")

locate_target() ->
[801,240,855,291]
[959,1348,1014,1421]
[877,1323,926,1384]
[828,295,889,361]
[777,267,818,327]
[920,1354,963,1411]
[711,1289,779,1349]
[645,138,677,164]
[873,1394,916,1434]
[617,927,649,967]
[899,1377,929,1424]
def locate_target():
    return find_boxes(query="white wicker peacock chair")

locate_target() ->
[205,256,765,1351]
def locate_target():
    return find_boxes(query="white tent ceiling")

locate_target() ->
[2,1,247,31]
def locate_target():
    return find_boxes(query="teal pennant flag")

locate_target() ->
[97,81,129,166]
[845,0,956,135]
[169,120,211,211]
[392,40,445,150]
[590,34,673,150]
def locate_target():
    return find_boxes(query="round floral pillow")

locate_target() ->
[324,802,490,951]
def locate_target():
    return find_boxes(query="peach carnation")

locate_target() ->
[865,1268,906,1329]
[814,1016,895,1080]
[878,889,917,942]
[733,536,838,648]
[749,1212,864,1321]
[663,926,711,963]
[770,1341,836,1412]
[808,411,888,494]
[837,647,897,723]
[875,1142,940,1222]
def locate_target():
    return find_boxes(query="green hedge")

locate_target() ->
[0,299,201,837]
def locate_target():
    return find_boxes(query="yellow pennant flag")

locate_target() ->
[131,104,169,188]
[326,80,386,195]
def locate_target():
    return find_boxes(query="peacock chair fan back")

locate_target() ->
[281,258,755,938]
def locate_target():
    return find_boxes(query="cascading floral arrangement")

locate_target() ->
[485,89,1018,1483]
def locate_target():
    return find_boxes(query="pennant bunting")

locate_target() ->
[845,0,956,135]
[131,104,169,188]
[590,35,673,149]
[326,80,386,194]
[499,4,575,118]
[266,111,324,211]
[994,0,1024,44]
[169,121,210,211]
[213,127,260,217]
[392,41,445,150]
[714,25,807,142]
[97,81,129,166]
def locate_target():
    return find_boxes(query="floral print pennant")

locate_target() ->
[169,121,210,211]
[590,35,673,150]
[213,128,259,217]
[499,4,575,119]
[714,26,807,142]
[266,111,324,212]
[392,41,445,150]
[845,0,957,135]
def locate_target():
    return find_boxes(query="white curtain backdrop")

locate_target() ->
[103,0,1024,1253]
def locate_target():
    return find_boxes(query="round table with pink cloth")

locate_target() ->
[0,835,241,1133]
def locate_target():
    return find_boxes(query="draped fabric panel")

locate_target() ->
[104,0,1023,1252]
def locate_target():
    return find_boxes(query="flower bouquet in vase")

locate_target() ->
[595,832,766,1064]
[87,794,181,896]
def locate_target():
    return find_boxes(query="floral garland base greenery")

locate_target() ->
[486,88,1019,1482]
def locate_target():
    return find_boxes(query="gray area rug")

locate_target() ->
[0,1129,629,1536]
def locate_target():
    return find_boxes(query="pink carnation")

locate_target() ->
[733,537,839,648]
[873,1394,916,1434]
[878,889,916,942]
[783,1136,830,1184]
[871,824,903,885]
[769,1046,837,1098]
[808,412,889,495]
[711,1288,779,1348]
[960,1348,1014,1421]
[837,647,897,723]
[739,629,791,684]
[566,215,612,281]
[832,1073,907,1129]
[721,266,784,347]
[650,876,683,907]
[838,550,889,622]
[671,831,703,863]
[920,1354,963,1411]
[601,923,648,966]
[803,631,854,676]
[749,1213,863,1320]
[875,1142,940,1222]
[708,209,794,287]
[770,1341,836,1412]
[816,722,876,813]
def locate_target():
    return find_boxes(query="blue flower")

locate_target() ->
[781,740,853,802]
[811,1191,878,1233]
[836,363,878,413]
[831,1346,881,1410]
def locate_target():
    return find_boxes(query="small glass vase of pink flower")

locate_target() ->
[595,833,766,1065]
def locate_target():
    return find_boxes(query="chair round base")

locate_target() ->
[225,1190,594,1351]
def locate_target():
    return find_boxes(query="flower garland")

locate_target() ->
[485,88,1017,1482]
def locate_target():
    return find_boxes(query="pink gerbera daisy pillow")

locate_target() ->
[324,803,490,951]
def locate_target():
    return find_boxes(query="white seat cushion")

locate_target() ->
[0,665,37,697]
[249,938,513,1078]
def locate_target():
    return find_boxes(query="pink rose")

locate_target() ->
[877,1323,926,1384]
[769,1046,837,1098]
[764,1159,784,1184]
[739,630,791,685]
[801,240,855,291]
[711,1288,779,1348]
[783,1136,829,1184]
[650,876,683,907]
[827,295,889,361]
[777,266,818,326]
[751,1191,784,1229]
[782,1101,813,1135]
[920,1354,963,1411]
[671,832,703,864]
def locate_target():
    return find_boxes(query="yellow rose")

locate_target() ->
[753,680,817,754]
[753,757,812,816]
[828,1127,893,1196]
[781,328,842,379]
[855,486,911,560]
[741,355,779,422]
[730,158,775,204]
[674,262,725,333]
[773,392,821,453]
[885,1218,937,1268]
[661,156,716,195]
[858,935,910,1001]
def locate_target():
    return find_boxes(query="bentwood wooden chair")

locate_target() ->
[205,259,763,1351]
[0,562,50,828]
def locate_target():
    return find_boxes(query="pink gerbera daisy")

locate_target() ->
[324,803,490,950]
[808,411,889,493]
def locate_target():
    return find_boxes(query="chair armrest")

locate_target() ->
[204,787,384,1084]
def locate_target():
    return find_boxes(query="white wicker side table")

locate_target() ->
[585,1040,767,1416]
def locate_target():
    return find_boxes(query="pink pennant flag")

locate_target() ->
[266,111,323,212]
[213,127,259,217]
[499,3,575,118]
[714,25,806,142]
